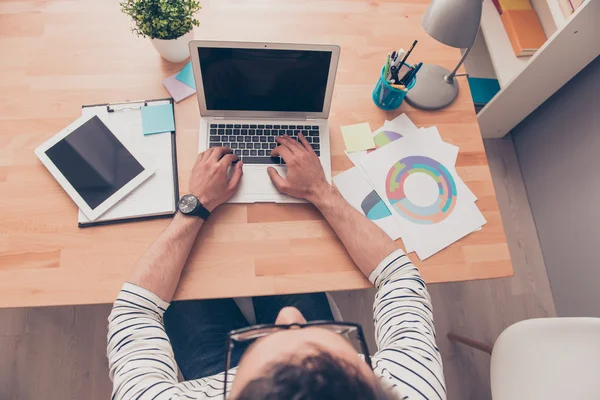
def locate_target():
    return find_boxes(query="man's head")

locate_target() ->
[230,307,394,399]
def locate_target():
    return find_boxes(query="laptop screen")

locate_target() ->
[198,47,332,113]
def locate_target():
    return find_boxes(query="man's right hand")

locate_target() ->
[267,134,333,204]
[189,147,243,212]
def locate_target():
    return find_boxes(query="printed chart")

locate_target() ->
[368,130,403,153]
[386,155,457,225]
[360,190,392,220]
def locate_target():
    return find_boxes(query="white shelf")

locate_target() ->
[479,0,570,88]
[478,0,599,138]
[480,0,531,88]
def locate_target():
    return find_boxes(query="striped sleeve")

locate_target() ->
[107,283,198,400]
[369,250,446,400]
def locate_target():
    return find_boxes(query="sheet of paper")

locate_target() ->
[418,126,442,141]
[384,113,418,133]
[341,122,375,152]
[416,127,477,203]
[360,136,486,260]
[141,103,175,135]
[176,61,195,88]
[333,167,404,241]
[163,73,196,103]
[79,104,176,224]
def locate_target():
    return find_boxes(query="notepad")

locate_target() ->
[176,61,195,88]
[141,104,175,135]
[341,122,376,152]
[163,74,196,103]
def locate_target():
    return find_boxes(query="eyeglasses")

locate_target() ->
[223,321,372,398]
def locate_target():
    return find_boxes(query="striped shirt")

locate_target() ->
[107,250,446,399]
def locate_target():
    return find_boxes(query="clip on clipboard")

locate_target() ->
[78,98,180,227]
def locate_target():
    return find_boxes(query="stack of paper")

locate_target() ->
[333,114,486,260]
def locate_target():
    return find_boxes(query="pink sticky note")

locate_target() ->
[162,73,196,103]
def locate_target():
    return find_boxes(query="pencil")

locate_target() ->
[384,53,391,81]
[399,40,417,67]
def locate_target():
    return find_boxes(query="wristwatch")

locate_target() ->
[177,194,211,221]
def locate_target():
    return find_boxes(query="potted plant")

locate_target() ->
[120,0,201,63]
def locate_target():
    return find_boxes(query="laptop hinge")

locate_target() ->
[211,116,320,121]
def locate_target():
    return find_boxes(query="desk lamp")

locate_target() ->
[405,0,483,110]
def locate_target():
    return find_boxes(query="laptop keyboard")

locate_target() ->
[209,123,320,164]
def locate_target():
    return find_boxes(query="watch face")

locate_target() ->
[178,194,198,214]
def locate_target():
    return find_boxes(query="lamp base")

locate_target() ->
[405,64,459,110]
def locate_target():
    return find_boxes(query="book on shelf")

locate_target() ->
[468,77,501,106]
[492,0,503,14]
[559,0,585,18]
[497,0,533,13]
[501,9,547,57]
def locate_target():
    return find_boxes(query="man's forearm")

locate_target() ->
[128,213,203,302]
[310,186,400,278]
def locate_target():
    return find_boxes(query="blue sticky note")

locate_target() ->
[176,61,195,89]
[141,104,175,136]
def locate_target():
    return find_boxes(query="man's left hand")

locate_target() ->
[189,147,243,211]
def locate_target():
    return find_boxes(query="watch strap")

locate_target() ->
[192,202,211,221]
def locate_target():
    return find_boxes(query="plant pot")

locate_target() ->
[151,31,193,63]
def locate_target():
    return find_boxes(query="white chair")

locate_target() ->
[448,318,600,400]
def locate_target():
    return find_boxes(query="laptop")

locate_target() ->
[189,41,340,203]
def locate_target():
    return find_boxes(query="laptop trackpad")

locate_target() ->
[228,165,290,202]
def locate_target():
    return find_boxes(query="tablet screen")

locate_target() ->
[45,116,145,210]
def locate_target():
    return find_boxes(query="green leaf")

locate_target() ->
[119,0,201,39]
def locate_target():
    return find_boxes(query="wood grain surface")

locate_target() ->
[0,0,512,308]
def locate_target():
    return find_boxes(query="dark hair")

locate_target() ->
[235,352,396,400]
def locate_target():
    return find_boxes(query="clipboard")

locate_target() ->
[78,98,180,228]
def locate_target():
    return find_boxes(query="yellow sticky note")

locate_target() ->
[341,122,376,152]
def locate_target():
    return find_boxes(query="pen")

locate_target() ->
[399,66,414,85]
[384,53,391,81]
[398,40,418,68]
[391,49,405,68]
[402,61,422,85]
[391,67,400,83]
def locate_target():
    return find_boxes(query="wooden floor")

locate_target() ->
[0,134,555,400]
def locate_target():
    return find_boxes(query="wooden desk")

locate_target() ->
[0,0,513,308]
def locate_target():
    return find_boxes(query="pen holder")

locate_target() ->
[372,65,416,111]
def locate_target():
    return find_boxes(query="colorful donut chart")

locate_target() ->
[386,156,457,225]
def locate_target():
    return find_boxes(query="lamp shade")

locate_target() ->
[422,0,482,48]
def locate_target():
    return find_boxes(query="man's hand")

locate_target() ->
[267,133,332,204]
[189,147,243,211]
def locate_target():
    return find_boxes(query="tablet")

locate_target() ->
[35,113,154,221]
